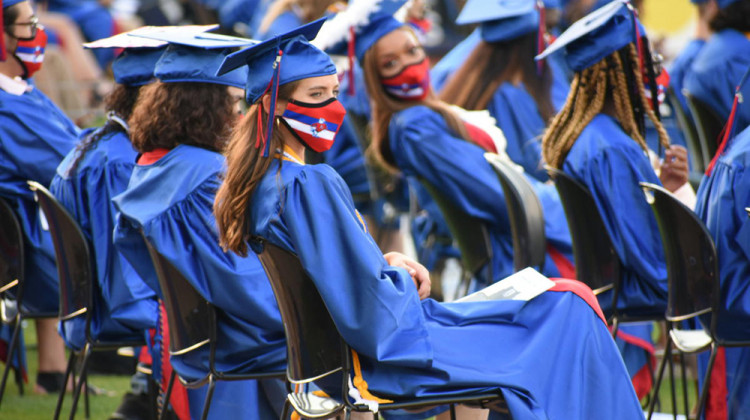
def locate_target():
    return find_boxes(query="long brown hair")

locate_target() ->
[128,81,235,153]
[440,33,555,121]
[214,82,299,256]
[542,44,669,169]
[364,28,475,173]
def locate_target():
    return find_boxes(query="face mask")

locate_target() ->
[381,58,430,101]
[281,97,347,153]
[14,26,47,79]
[643,67,670,111]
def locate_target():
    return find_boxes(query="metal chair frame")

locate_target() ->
[685,93,724,168]
[140,234,284,420]
[28,181,146,420]
[642,183,750,420]
[256,239,510,420]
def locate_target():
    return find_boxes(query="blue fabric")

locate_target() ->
[431,29,482,92]
[218,0,260,31]
[684,29,750,132]
[320,115,370,198]
[111,48,165,86]
[247,157,643,419]
[50,127,156,350]
[47,0,116,68]
[669,38,706,116]
[561,114,668,317]
[256,10,303,41]
[388,105,574,284]
[155,44,249,88]
[0,86,79,313]
[113,145,286,380]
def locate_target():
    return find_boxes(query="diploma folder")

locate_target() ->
[455,267,554,303]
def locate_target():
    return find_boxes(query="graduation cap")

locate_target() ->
[133,29,256,88]
[216,19,337,156]
[716,0,742,7]
[535,0,645,72]
[457,0,540,43]
[1,0,29,62]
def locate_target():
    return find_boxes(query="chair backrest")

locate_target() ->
[141,233,212,356]
[546,168,620,295]
[686,93,724,165]
[256,240,344,384]
[28,181,92,322]
[667,87,704,172]
[0,197,24,297]
[418,178,493,280]
[640,183,719,327]
[485,154,546,271]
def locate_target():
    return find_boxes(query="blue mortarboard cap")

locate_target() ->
[543,0,561,8]
[134,31,256,87]
[218,19,336,104]
[2,0,25,8]
[457,0,539,43]
[716,0,741,7]
[536,0,644,72]
[111,48,166,86]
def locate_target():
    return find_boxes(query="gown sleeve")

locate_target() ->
[279,165,434,368]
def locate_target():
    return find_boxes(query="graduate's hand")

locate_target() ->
[384,252,432,300]
[660,145,689,192]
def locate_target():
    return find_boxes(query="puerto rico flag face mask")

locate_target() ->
[381,58,430,101]
[281,97,347,153]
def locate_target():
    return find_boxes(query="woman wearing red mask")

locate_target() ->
[0,0,78,394]
[315,0,575,289]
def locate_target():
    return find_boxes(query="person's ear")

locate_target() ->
[260,93,288,116]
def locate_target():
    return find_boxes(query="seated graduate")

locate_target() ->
[111,31,286,419]
[51,34,166,352]
[316,0,575,286]
[0,0,78,393]
[214,18,644,420]
[694,67,750,420]
[538,0,689,318]
[439,0,569,182]
[684,0,750,130]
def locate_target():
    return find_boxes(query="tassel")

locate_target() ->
[347,27,356,96]
[705,68,750,176]
[536,0,546,77]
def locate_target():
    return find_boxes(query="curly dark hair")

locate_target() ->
[710,0,750,32]
[128,81,235,153]
[67,84,142,175]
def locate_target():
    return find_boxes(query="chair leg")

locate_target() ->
[667,343,677,420]
[345,408,351,420]
[0,314,22,405]
[611,317,620,338]
[647,339,672,420]
[450,404,457,420]
[84,375,90,420]
[679,352,689,418]
[200,375,216,420]
[69,343,92,420]
[159,370,176,420]
[694,344,718,420]
[54,349,77,420]
[280,399,290,420]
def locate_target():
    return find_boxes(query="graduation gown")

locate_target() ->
[388,105,574,284]
[694,126,750,419]
[669,38,706,117]
[50,127,156,350]
[684,29,750,131]
[561,114,668,317]
[247,155,644,420]
[0,85,78,313]
[113,145,285,419]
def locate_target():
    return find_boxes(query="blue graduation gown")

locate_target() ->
[112,145,285,419]
[693,125,750,419]
[562,114,668,317]
[669,38,706,117]
[684,29,750,131]
[247,157,644,420]
[50,127,156,350]
[0,86,79,313]
[321,115,370,200]
[388,105,573,284]
[257,10,303,41]
[430,29,481,92]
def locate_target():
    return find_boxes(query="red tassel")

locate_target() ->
[705,93,740,176]
[347,27,356,96]
[536,0,546,76]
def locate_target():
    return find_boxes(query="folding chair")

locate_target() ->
[418,178,493,298]
[27,181,146,420]
[641,183,750,420]
[686,93,724,166]
[256,239,510,420]
[140,234,284,420]
[485,154,546,272]
[667,87,703,173]
[0,197,55,404]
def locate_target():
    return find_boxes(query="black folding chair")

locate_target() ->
[641,183,750,420]
[256,239,510,420]
[667,87,703,173]
[686,93,724,167]
[485,154,546,272]
[140,234,284,420]
[418,178,493,298]
[27,181,146,420]
[0,197,55,404]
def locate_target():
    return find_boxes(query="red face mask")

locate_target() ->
[643,67,670,111]
[14,26,47,79]
[381,58,431,101]
[281,97,347,153]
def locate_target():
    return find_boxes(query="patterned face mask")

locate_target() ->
[281,97,347,152]
[381,58,431,101]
